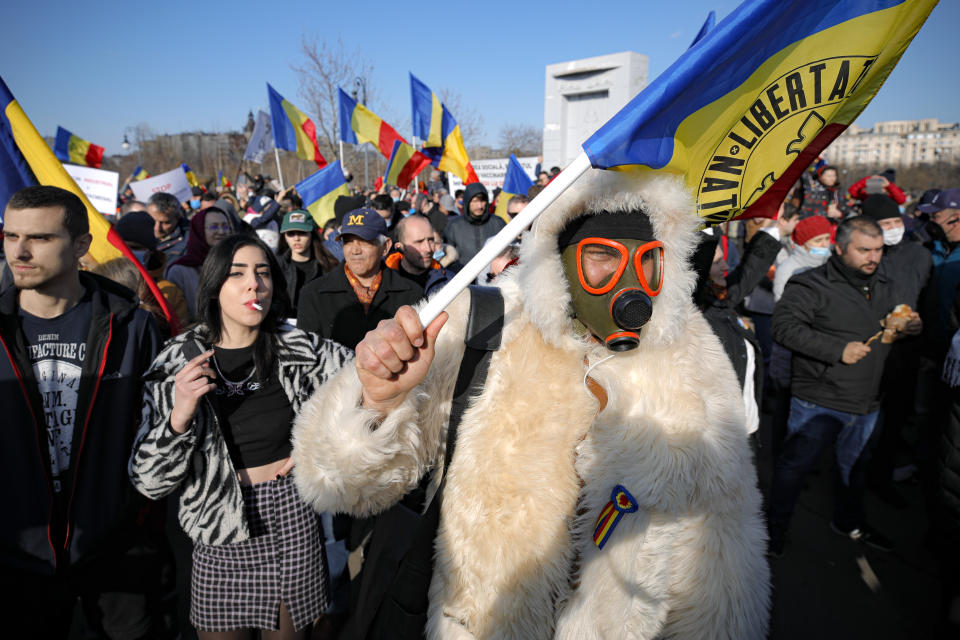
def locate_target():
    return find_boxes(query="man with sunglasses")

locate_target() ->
[293,172,770,639]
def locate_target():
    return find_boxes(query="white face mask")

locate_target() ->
[882,226,905,246]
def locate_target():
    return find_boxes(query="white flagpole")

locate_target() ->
[274,148,285,190]
[418,152,591,327]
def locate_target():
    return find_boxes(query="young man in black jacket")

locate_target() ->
[442,182,505,264]
[0,186,163,637]
[768,216,921,555]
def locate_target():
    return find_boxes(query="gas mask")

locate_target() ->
[559,213,664,351]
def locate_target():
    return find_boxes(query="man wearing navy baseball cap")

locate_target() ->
[297,207,423,349]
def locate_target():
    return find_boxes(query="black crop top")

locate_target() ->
[210,344,295,469]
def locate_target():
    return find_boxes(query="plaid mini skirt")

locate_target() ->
[190,474,329,632]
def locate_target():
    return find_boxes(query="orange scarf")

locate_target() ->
[344,266,382,313]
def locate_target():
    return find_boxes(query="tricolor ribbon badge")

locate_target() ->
[593,484,639,550]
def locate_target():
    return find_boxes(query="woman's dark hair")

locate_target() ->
[195,233,291,380]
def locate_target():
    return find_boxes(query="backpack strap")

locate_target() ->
[443,285,504,477]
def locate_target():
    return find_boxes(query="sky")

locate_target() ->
[1,0,956,158]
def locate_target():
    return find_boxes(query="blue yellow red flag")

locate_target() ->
[54,126,104,169]
[295,160,350,228]
[218,170,231,189]
[1,75,178,332]
[409,73,479,184]
[493,154,534,222]
[689,11,716,49]
[267,83,327,169]
[383,140,432,190]
[337,88,408,160]
[131,166,149,181]
[582,0,937,223]
[181,163,200,188]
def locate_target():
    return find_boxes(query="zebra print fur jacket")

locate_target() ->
[129,325,351,545]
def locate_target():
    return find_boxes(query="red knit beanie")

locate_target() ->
[793,215,833,246]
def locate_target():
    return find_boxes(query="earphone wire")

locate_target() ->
[583,353,617,391]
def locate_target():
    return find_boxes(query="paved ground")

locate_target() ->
[67,421,945,640]
[761,430,943,639]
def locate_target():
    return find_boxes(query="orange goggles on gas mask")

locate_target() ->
[575,238,665,297]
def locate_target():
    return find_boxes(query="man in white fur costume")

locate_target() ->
[292,170,770,639]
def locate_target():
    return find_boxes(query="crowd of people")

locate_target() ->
[0,158,958,638]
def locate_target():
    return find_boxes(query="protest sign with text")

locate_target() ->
[446,156,537,198]
[129,166,192,203]
[63,164,119,215]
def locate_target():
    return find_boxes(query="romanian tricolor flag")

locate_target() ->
[583,0,937,224]
[383,140,432,190]
[53,126,104,169]
[295,160,350,228]
[338,88,408,160]
[181,163,200,188]
[218,169,231,189]
[267,83,327,169]
[409,73,479,184]
[132,165,149,181]
[493,154,534,222]
[1,76,178,332]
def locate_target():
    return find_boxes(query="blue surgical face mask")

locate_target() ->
[809,246,831,257]
[189,198,201,210]
[432,248,445,261]
[392,196,400,203]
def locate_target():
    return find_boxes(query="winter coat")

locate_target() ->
[277,249,326,316]
[164,262,199,322]
[848,176,907,204]
[878,231,931,308]
[293,171,770,639]
[129,326,350,545]
[156,218,189,263]
[772,256,899,414]
[799,173,852,219]
[384,251,454,297]
[698,230,781,401]
[773,246,830,301]
[0,272,161,575]
[917,221,960,359]
[443,184,506,264]
[940,388,960,537]
[296,263,424,350]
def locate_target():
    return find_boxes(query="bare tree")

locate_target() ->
[292,36,378,162]
[499,124,542,157]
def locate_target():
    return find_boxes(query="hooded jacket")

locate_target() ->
[443,183,506,264]
[293,171,770,639]
[0,272,161,575]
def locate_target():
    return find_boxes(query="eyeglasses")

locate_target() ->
[576,237,664,296]
[205,223,232,233]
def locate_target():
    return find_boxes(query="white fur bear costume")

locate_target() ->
[292,170,771,639]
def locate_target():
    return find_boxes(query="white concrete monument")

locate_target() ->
[543,51,648,171]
